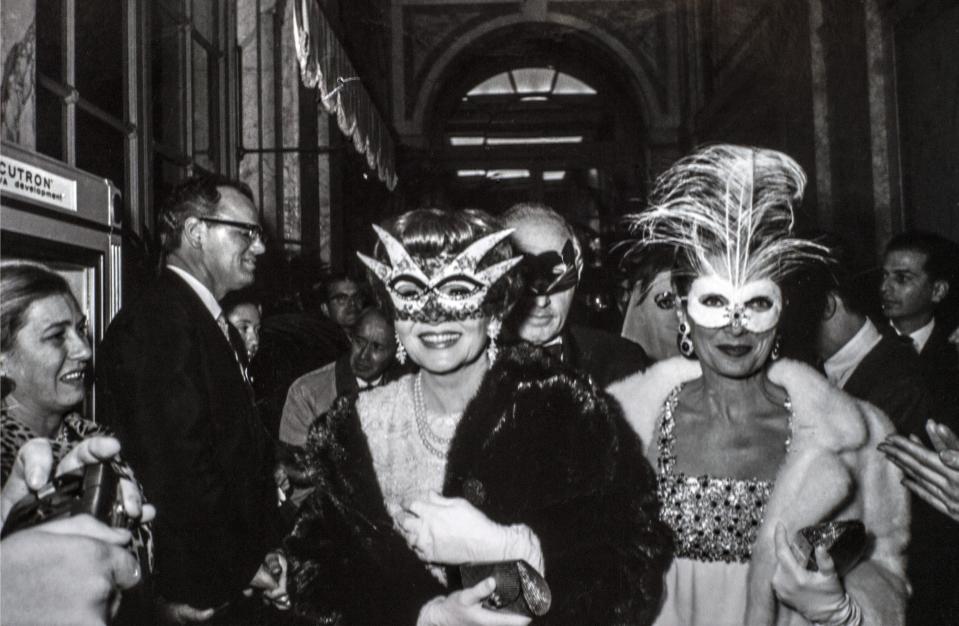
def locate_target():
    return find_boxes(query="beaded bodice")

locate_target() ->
[656,386,791,563]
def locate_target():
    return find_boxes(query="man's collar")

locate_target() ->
[356,375,383,389]
[911,318,936,353]
[824,319,882,388]
[167,265,222,320]
[888,317,936,353]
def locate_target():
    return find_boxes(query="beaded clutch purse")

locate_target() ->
[795,520,867,577]
[459,560,552,617]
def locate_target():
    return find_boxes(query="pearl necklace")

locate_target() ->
[413,373,454,459]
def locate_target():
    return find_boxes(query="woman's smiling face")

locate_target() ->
[683,271,781,378]
[395,316,490,375]
[2,294,92,418]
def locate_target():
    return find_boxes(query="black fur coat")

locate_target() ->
[284,345,672,625]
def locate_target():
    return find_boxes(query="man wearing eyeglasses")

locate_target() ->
[319,272,363,334]
[502,203,650,388]
[97,175,284,622]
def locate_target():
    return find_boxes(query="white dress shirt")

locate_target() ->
[356,375,383,390]
[824,319,883,389]
[909,318,935,353]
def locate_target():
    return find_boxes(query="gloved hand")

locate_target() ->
[399,493,543,573]
[771,522,862,625]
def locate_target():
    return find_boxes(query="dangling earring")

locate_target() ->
[677,320,695,358]
[770,333,782,361]
[486,317,502,363]
[395,329,407,365]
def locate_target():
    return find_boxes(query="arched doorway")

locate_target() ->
[404,22,655,235]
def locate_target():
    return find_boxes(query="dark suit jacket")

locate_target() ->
[842,333,929,432]
[97,270,280,607]
[906,322,959,625]
[562,324,651,388]
[917,321,959,424]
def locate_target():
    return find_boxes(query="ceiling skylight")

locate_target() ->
[542,170,567,181]
[449,136,485,146]
[449,135,584,146]
[455,169,531,180]
[486,135,583,145]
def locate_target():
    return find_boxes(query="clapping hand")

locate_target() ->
[880,420,959,522]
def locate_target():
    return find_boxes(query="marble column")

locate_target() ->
[1,0,36,148]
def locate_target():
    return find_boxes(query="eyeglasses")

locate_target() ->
[198,217,265,245]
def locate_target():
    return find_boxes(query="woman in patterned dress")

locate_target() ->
[0,260,153,622]
[259,208,673,625]
[610,145,910,625]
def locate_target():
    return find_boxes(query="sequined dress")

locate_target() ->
[653,386,790,626]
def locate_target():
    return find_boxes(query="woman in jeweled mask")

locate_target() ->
[610,145,910,625]
[261,208,672,625]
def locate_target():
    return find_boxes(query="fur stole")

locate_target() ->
[286,345,673,625]
[609,357,910,625]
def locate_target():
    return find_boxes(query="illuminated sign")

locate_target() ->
[0,155,78,212]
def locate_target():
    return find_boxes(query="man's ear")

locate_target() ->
[823,292,839,321]
[932,280,949,304]
[319,302,329,317]
[182,216,204,249]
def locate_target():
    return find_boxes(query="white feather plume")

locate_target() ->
[626,144,830,287]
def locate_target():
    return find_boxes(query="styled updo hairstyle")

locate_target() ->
[1,261,79,353]
[368,208,522,320]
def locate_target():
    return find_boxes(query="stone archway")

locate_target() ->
[391,2,682,145]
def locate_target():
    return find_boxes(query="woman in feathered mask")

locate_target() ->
[258,208,672,625]
[610,145,910,625]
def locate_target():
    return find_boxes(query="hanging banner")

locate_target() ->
[0,154,78,212]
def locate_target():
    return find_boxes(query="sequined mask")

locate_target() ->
[685,274,782,333]
[357,224,522,322]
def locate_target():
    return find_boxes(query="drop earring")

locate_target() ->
[677,320,695,357]
[770,333,782,361]
[486,317,502,363]
[395,329,407,365]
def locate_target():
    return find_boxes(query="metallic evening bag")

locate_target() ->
[459,560,552,617]
[795,520,867,577]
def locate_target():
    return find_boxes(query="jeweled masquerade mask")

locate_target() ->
[624,145,830,336]
[522,240,580,296]
[686,274,782,333]
[357,224,522,322]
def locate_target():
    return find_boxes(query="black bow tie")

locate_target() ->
[544,343,564,361]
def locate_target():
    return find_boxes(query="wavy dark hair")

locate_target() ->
[366,208,522,320]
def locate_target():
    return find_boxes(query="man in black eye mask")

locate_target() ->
[502,203,650,387]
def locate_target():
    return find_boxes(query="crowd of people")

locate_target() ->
[2,143,958,625]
